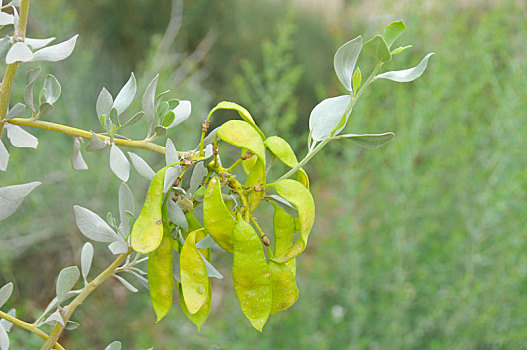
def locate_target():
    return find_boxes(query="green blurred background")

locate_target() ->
[1,0,527,348]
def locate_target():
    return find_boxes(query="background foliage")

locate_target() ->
[2,0,527,348]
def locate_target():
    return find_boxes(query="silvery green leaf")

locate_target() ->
[0,37,10,60]
[73,205,120,242]
[163,165,181,194]
[363,35,391,62]
[113,275,137,293]
[64,320,80,331]
[165,138,179,166]
[118,182,134,235]
[383,20,407,48]
[56,266,80,303]
[154,125,166,137]
[109,145,130,182]
[43,74,61,104]
[24,37,55,50]
[6,103,25,119]
[0,12,13,25]
[128,152,155,180]
[96,87,113,117]
[5,0,20,7]
[0,309,15,332]
[86,132,107,152]
[157,101,169,119]
[109,240,128,255]
[204,144,214,158]
[309,95,351,141]
[31,34,78,62]
[376,53,434,82]
[5,124,38,148]
[172,250,181,283]
[5,41,33,64]
[199,251,224,279]
[166,197,187,231]
[80,242,94,282]
[333,36,362,92]
[113,73,136,115]
[0,181,40,221]
[11,6,18,29]
[43,310,65,326]
[38,102,53,115]
[195,235,221,250]
[189,162,206,195]
[25,66,40,112]
[335,132,395,149]
[107,211,117,229]
[143,74,159,133]
[0,282,13,308]
[39,290,81,322]
[266,194,298,218]
[0,140,9,172]
[128,271,148,290]
[104,341,122,350]
[121,111,144,127]
[180,162,197,191]
[72,137,88,170]
[167,100,191,128]
[0,323,8,350]
[202,127,218,147]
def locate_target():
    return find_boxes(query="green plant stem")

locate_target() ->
[7,118,166,154]
[0,311,65,350]
[40,249,132,350]
[0,0,31,136]
[276,61,384,181]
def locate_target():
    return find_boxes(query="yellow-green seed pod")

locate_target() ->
[232,214,271,332]
[269,261,299,315]
[178,281,212,331]
[273,204,297,275]
[264,136,309,189]
[245,159,265,212]
[268,179,315,263]
[203,177,236,252]
[184,211,211,260]
[147,220,173,322]
[180,229,210,314]
[131,166,168,254]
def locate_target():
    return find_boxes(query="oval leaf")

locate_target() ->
[72,137,88,170]
[336,132,395,149]
[5,124,38,148]
[5,42,33,64]
[31,35,78,62]
[80,242,94,282]
[376,53,434,82]
[0,181,41,221]
[363,35,391,62]
[0,283,13,308]
[56,266,80,303]
[168,100,191,128]
[104,341,122,350]
[73,205,120,242]
[43,74,61,104]
[383,20,407,48]
[109,145,130,182]
[112,73,136,115]
[96,87,113,117]
[333,36,362,92]
[128,152,155,180]
[309,95,351,141]
[142,74,159,132]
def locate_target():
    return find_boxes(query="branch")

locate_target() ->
[0,311,65,350]
[7,118,166,154]
[40,249,132,350]
[0,0,31,136]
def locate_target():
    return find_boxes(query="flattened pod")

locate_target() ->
[203,177,236,252]
[180,229,209,314]
[232,214,271,332]
[148,220,173,322]
[131,166,168,253]
[273,204,297,275]
[268,179,315,263]
[269,261,299,315]
[178,280,212,330]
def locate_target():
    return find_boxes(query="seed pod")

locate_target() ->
[184,211,211,260]
[232,214,271,332]
[268,179,315,263]
[131,166,168,253]
[178,280,211,331]
[245,159,265,211]
[273,204,297,275]
[180,229,210,314]
[147,217,173,322]
[269,261,299,315]
[203,177,236,252]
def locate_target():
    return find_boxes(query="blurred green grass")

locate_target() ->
[2,0,527,349]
